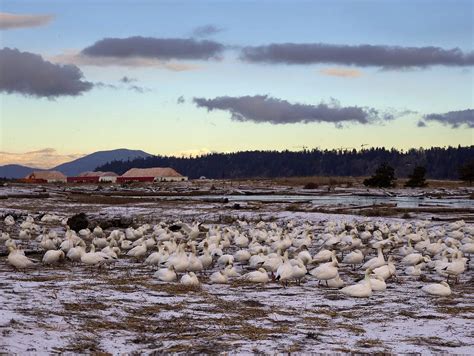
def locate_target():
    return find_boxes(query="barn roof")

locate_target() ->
[78,171,118,177]
[25,171,66,180]
[121,167,183,178]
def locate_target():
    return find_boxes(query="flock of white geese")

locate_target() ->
[2,214,473,298]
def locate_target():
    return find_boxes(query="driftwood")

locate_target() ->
[0,193,50,199]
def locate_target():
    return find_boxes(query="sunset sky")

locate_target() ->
[0,0,473,168]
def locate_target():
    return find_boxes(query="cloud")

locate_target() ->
[417,120,427,127]
[240,43,474,69]
[0,148,85,168]
[0,12,54,30]
[421,109,473,128]
[94,81,118,90]
[192,25,223,38]
[320,67,362,78]
[177,95,185,104]
[81,36,225,60]
[49,49,201,71]
[0,48,93,98]
[120,76,137,83]
[193,95,394,126]
[128,84,150,93]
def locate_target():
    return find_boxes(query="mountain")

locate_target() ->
[53,149,152,176]
[0,149,152,178]
[0,164,41,179]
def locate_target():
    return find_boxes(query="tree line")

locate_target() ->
[96,146,474,181]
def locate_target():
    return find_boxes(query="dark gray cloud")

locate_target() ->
[95,81,118,90]
[417,120,427,127]
[192,25,223,38]
[193,95,393,126]
[177,95,185,104]
[0,12,54,30]
[0,47,93,98]
[119,76,137,83]
[421,109,473,128]
[240,43,474,68]
[82,36,225,60]
[128,84,150,93]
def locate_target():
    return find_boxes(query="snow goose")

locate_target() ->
[210,270,228,284]
[343,249,364,269]
[234,249,251,263]
[312,249,334,263]
[81,245,105,266]
[241,268,269,283]
[372,256,396,281]
[127,243,147,259]
[180,272,200,286]
[223,263,240,277]
[341,270,372,298]
[7,247,35,269]
[402,253,429,266]
[42,250,65,265]
[422,281,451,296]
[4,215,15,227]
[297,246,312,265]
[326,274,345,288]
[362,247,385,270]
[310,254,339,285]
[275,252,293,285]
[154,265,177,282]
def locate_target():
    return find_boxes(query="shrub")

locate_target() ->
[405,166,427,188]
[363,163,396,188]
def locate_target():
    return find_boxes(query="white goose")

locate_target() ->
[341,270,372,298]
[7,247,35,269]
[154,265,177,282]
[210,270,228,284]
[42,250,65,265]
[180,272,200,286]
[422,281,451,296]
[241,268,269,283]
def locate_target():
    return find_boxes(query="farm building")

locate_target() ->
[23,171,67,183]
[67,171,118,183]
[117,167,188,183]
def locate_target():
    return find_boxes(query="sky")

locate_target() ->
[0,0,473,168]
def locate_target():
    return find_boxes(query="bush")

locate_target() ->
[363,163,396,188]
[303,182,319,189]
[459,160,474,185]
[405,166,427,188]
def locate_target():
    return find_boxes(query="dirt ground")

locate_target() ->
[0,182,473,354]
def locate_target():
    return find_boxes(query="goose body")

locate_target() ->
[7,248,35,269]
[422,282,451,296]
[180,272,200,286]
[42,250,65,265]
[154,266,177,282]
[241,268,269,283]
[341,272,372,297]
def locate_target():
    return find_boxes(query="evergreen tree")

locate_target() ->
[459,160,474,185]
[405,166,427,188]
[363,163,396,188]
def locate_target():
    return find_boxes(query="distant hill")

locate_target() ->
[53,149,151,176]
[0,149,152,178]
[0,164,41,179]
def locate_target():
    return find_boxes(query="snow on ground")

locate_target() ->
[0,184,473,353]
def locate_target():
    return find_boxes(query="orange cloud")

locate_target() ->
[0,148,85,168]
[319,67,362,78]
[48,50,201,71]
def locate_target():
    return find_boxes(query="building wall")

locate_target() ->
[99,176,117,183]
[154,176,188,182]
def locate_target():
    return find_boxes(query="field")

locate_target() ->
[1,180,473,354]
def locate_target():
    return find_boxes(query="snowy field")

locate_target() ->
[0,184,473,354]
